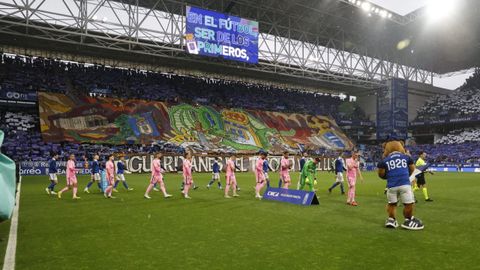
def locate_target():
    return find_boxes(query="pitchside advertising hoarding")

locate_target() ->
[19,155,336,175]
[185,6,259,64]
[0,90,37,106]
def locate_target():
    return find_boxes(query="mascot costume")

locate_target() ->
[377,138,425,230]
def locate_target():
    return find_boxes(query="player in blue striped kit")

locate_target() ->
[84,154,102,193]
[45,152,59,195]
[207,157,223,189]
[328,152,346,195]
[113,156,134,192]
[262,157,275,188]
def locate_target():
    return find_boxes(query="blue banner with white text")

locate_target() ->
[185,6,259,64]
[262,187,319,205]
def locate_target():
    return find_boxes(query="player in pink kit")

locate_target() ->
[346,151,363,206]
[182,152,193,199]
[255,151,267,199]
[280,151,292,189]
[224,154,239,198]
[144,152,172,199]
[104,154,116,199]
[58,154,81,199]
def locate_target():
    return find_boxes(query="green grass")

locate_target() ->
[3,172,480,269]
[0,219,10,269]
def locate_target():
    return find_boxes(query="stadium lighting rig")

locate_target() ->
[343,0,393,19]
[341,0,459,25]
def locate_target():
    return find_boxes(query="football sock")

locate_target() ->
[266,180,270,188]
[122,181,129,189]
[340,183,345,193]
[413,183,419,191]
[278,179,282,188]
[97,182,102,190]
[217,181,222,188]
[329,182,339,190]
[86,181,93,188]
[48,182,56,191]
[114,180,120,188]
[207,179,215,186]
[422,187,429,200]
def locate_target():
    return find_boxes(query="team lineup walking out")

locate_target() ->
[42,142,435,232]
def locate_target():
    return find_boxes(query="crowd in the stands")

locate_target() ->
[414,68,480,122]
[0,53,371,119]
[434,128,480,144]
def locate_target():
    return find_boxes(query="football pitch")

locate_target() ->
[1,172,480,270]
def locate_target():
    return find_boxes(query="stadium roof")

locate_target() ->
[0,0,478,92]
[369,0,428,16]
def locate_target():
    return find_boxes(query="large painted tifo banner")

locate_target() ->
[185,6,259,64]
[38,92,353,152]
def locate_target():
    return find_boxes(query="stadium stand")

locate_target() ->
[414,69,480,122]
[435,129,480,144]
[1,54,353,118]
[0,54,362,161]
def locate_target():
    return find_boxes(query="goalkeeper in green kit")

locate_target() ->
[299,157,320,192]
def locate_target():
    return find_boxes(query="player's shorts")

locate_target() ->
[387,185,415,204]
[212,172,220,179]
[226,174,236,185]
[300,174,311,185]
[116,174,125,181]
[416,173,426,186]
[263,172,269,180]
[150,175,164,185]
[91,173,100,181]
[66,176,77,186]
[281,173,291,183]
[184,176,193,185]
[347,176,357,186]
[256,172,266,183]
[335,172,344,183]
[49,173,58,181]
[106,176,115,185]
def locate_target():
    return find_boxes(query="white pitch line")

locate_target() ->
[2,177,21,270]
